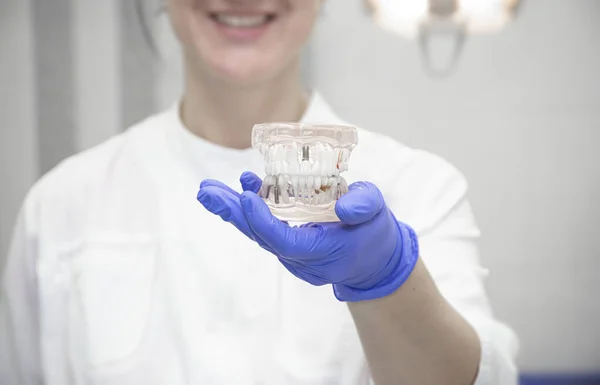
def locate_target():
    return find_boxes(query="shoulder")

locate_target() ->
[310,94,466,195]
[23,111,168,223]
[348,126,470,232]
[30,134,125,202]
[310,94,470,224]
[351,126,468,196]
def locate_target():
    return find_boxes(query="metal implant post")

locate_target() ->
[302,145,310,162]
[274,176,280,204]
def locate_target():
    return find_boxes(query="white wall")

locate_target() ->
[309,0,600,372]
[72,0,122,152]
[0,0,142,261]
[0,0,38,258]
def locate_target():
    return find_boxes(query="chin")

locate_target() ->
[203,51,294,88]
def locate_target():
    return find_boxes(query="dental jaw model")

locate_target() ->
[252,123,358,222]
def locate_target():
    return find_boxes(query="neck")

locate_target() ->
[181,59,308,150]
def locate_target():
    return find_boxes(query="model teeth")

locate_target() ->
[260,175,347,206]
[262,143,351,177]
[258,142,353,208]
[215,14,270,28]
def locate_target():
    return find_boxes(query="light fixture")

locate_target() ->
[365,0,522,75]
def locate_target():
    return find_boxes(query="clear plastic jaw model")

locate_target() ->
[252,123,358,222]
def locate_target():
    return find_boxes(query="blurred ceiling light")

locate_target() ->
[366,0,522,75]
[367,0,520,38]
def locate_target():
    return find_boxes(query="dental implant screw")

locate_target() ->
[274,175,280,204]
[274,185,280,204]
[302,145,310,162]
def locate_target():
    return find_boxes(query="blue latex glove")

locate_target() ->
[197,172,419,302]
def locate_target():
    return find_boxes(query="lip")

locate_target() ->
[208,11,278,43]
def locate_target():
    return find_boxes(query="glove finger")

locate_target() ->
[335,181,385,226]
[197,185,277,253]
[239,172,289,225]
[240,171,263,193]
[197,185,255,240]
[240,191,321,257]
[200,179,241,198]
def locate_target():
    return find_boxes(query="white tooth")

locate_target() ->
[316,142,324,163]
[343,150,349,171]
[292,176,299,200]
[291,142,298,163]
[279,179,289,204]
[296,176,301,204]
[281,187,289,204]
[264,176,271,191]
[300,161,310,175]
[340,177,348,194]
[290,160,298,174]
[296,176,301,201]
[338,149,346,172]
[286,146,294,170]
[303,177,309,204]
[312,161,320,177]
[289,149,298,173]
[216,14,268,28]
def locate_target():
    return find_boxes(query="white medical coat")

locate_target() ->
[0,92,518,384]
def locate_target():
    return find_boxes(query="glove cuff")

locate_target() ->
[332,221,419,302]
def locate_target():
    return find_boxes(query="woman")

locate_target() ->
[0,0,518,384]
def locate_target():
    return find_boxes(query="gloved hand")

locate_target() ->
[197,172,419,302]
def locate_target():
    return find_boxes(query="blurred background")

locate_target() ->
[1,0,599,383]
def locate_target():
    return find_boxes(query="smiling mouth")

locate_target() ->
[209,13,277,28]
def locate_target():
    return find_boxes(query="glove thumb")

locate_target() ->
[240,171,263,193]
[335,182,385,225]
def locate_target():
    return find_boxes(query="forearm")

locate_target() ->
[348,258,481,385]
